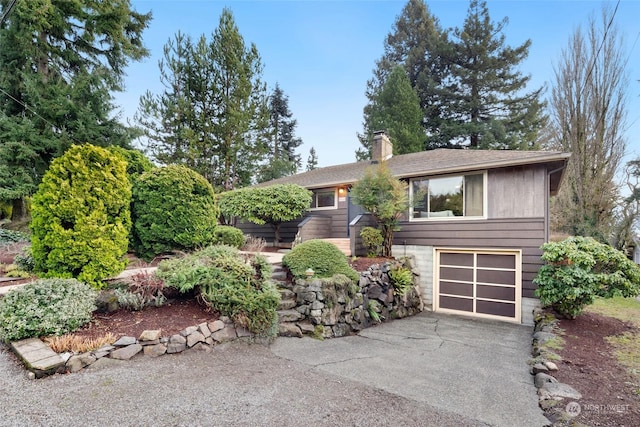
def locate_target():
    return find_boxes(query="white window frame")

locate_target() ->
[409,171,487,221]
[309,188,338,210]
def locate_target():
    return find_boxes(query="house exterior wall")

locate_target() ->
[488,165,546,218]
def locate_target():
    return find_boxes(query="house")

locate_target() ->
[239,132,570,325]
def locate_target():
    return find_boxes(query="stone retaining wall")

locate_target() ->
[278,257,424,339]
[62,316,253,374]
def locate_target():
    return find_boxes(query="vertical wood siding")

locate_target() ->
[488,165,546,218]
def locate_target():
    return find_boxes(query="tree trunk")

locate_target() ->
[273,223,281,246]
[10,197,27,222]
[381,224,393,257]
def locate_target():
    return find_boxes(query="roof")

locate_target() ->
[259,148,571,190]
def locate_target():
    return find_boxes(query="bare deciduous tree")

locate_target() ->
[549,6,628,242]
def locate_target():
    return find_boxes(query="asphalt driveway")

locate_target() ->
[271,311,548,427]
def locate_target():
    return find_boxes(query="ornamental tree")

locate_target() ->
[350,163,409,257]
[218,184,312,245]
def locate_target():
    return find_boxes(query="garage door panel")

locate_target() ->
[476,269,515,285]
[476,300,516,318]
[439,296,473,312]
[477,254,515,269]
[440,281,473,297]
[440,252,474,267]
[476,285,515,301]
[440,267,473,282]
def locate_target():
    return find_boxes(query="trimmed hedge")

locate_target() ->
[282,239,359,282]
[212,225,245,248]
[30,144,131,288]
[131,165,219,261]
[0,278,97,342]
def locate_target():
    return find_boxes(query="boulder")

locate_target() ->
[139,330,161,342]
[143,344,167,357]
[538,382,582,400]
[110,344,142,360]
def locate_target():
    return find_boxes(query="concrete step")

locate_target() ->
[10,338,65,377]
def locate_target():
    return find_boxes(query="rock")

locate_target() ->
[198,322,211,338]
[95,290,119,313]
[212,326,237,342]
[208,320,225,333]
[169,334,186,344]
[96,345,115,353]
[332,323,351,337]
[113,336,137,347]
[92,350,110,359]
[205,337,214,346]
[321,305,341,326]
[166,342,186,354]
[219,316,231,324]
[139,339,160,346]
[538,382,582,400]
[534,372,559,389]
[66,356,85,373]
[59,352,72,363]
[279,299,297,310]
[533,331,556,345]
[278,323,303,337]
[532,363,549,374]
[279,289,295,300]
[110,343,142,360]
[138,330,161,342]
[310,300,325,310]
[77,353,96,367]
[186,331,205,347]
[88,357,125,370]
[27,372,36,380]
[180,326,198,337]
[235,326,252,338]
[298,321,315,334]
[191,342,211,352]
[143,344,167,357]
[544,361,559,371]
[278,309,303,322]
[296,304,309,315]
[297,291,316,304]
[368,284,383,300]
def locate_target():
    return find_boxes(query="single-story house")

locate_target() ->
[239,132,570,325]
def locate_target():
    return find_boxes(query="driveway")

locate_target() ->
[0,312,546,426]
[271,311,547,427]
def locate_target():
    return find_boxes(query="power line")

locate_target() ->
[0,0,18,27]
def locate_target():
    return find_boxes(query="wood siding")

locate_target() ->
[394,218,545,298]
[236,219,301,243]
[488,165,546,218]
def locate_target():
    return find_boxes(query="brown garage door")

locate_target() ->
[435,249,521,322]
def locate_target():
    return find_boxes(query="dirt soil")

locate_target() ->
[350,256,393,272]
[554,312,640,426]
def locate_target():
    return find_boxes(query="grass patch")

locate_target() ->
[587,296,640,327]
[606,332,640,374]
[541,335,565,352]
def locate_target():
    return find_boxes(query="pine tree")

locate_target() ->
[365,66,424,156]
[258,83,303,182]
[443,0,546,149]
[306,147,318,171]
[136,9,269,190]
[0,0,150,219]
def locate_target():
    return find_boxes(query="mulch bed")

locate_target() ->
[554,312,640,426]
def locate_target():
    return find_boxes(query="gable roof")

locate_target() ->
[259,148,570,190]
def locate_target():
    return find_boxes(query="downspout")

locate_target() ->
[546,165,568,242]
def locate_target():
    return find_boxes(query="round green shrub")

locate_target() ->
[30,144,131,288]
[156,245,279,336]
[108,146,154,179]
[212,225,245,248]
[131,165,219,261]
[282,239,359,282]
[0,278,97,342]
[360,226,383,257]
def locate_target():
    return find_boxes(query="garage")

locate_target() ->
[434,249,521,322]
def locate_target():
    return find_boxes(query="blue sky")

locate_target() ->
[116,0,640,169]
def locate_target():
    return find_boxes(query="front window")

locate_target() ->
[310,189,336,209]
[410,173,485,219]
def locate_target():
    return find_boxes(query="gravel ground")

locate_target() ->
[0,341,486,427]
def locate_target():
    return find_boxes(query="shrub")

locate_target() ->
[389,266,413,296]
[0,278,97,342]
[534,236,640,318]
[212,225,245,248]
[30,144,131,288]
[282,239,359,282]
[114,271,167,310]
[0,228,29,247]
[360,226,383,257]
[156,245,279,336]
[132,165,219,260]
[14,245,34,272]
[107,146,154,179]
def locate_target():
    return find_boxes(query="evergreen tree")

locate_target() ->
[306,147,318,171]
[0,0,150,219]
[258,83,303,182]
[443,0,546,149]
[365,66,424,156]
[136,9,269,190]
[357,0,445,159]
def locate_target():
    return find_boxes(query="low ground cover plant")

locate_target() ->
[0,229,29,247]
[534,236,640,318]
[156,245,280,336]
[282,239,359,282]
[0,278,97,342]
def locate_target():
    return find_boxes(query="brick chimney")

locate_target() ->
[372,130,393,161]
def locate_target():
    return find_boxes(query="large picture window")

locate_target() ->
[310,189,337,209]
[410,173,485,219]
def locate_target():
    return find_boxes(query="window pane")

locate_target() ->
[315,190,335,208]
[429,176,463,217]
[411,179,428,218]
[464,174,483,216]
